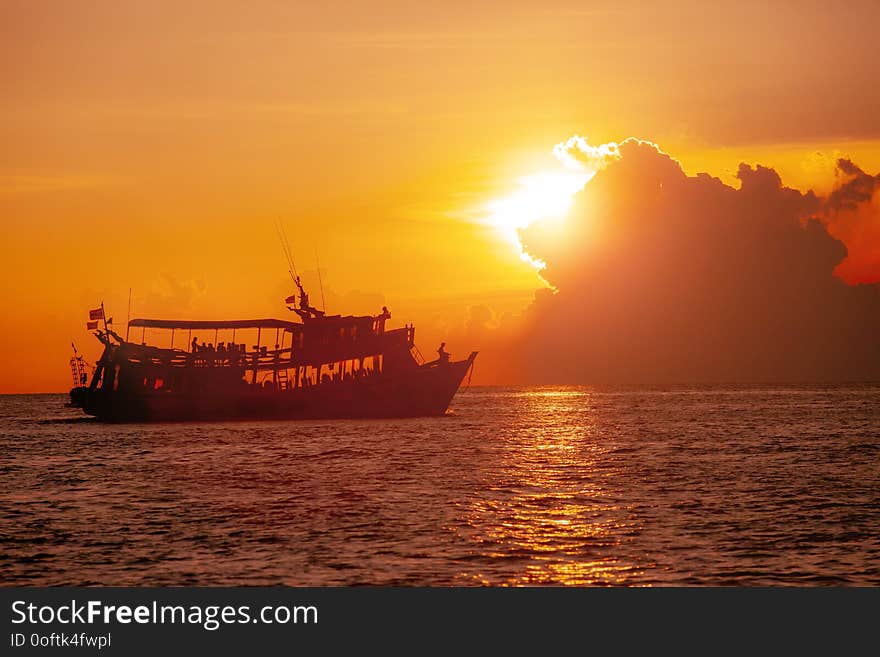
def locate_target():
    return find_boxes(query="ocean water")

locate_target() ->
[1,386,878,586]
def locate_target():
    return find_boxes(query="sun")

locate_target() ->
[479,136,620,272]
[485,170,593,270]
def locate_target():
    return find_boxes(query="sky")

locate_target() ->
[1,0,879,391]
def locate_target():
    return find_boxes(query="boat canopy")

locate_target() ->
[128,318,300,332]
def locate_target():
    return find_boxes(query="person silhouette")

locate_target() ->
[377,305,391,332]
[437,342,450,364]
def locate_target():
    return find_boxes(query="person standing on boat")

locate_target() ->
[377,306,391,333]
[437,342,450,365]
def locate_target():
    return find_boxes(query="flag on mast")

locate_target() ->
[86,321,99,330]
[89,308,104,320]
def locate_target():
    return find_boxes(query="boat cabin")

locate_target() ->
[89,310,418,396]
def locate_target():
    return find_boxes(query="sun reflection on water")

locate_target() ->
[455,388,646,586]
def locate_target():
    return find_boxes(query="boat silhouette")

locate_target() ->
[69,282,476,422]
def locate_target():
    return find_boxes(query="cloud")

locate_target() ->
[552,135,621,173]
[142,274,207,315]
[487,138,880,383]
[282,269,386,317]
[814,159,880,284]
[465,304,497,336]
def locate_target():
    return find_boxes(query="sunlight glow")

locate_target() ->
[483,136,620,273]
[485,170,593,270]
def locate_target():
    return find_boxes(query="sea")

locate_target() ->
[1,386,878,586]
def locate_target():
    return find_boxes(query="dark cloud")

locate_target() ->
[488,139,880,383]
[829,158,879,210]
[816,159,880,284]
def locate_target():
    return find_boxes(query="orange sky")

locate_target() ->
[2,1,879,392]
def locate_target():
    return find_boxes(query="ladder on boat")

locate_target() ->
[69,355,89,387]
[275,368,289,391]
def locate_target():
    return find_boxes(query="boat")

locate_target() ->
[68,279,476,422]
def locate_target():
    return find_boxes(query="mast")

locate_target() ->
[101,301,108,333]
[125,288,132,341]
[316,247,326,313]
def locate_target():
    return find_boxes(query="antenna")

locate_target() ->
[125,287,132,341]
[315,246,326,312]
[275,219,299,281]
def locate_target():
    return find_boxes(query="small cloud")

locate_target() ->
[552,135,621,173]
[142,274,207,315]
[465,304,496,336]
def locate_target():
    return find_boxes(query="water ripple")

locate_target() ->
[1,385,878,585]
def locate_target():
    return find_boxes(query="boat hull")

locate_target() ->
[70,354,476,422]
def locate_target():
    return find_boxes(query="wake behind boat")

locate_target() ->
[69,279,476,422]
